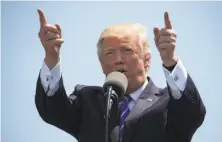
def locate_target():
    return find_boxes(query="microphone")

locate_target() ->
[103,71,128,142]
[103,71,128,102]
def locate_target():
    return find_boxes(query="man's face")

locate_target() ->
[99,35,150,92]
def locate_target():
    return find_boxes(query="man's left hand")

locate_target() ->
[153,11,178,67]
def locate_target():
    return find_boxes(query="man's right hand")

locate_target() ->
[37,8,64,69]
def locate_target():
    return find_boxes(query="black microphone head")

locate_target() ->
[103,71,128,98]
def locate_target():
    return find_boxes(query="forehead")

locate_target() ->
[101,35,141,49]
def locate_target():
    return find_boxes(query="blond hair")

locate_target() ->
[97,23,150,57]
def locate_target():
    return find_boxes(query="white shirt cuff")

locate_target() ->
[40,60,61,96]
[163,57,188,99]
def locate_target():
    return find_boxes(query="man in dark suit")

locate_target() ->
[35,9,206,142]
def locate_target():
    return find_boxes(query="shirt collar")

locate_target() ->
[129,79,148,102]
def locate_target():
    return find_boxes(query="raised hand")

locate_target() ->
[37,8,64,69]
[153,12,178,67]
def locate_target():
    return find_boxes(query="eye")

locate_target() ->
[105,52,112,56]
[124,48,133,52]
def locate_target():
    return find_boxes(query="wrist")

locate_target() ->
[44,56,60,70]
[163,56,178,67]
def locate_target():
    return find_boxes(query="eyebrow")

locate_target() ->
[106,48,116,52]
[105,43,134,51]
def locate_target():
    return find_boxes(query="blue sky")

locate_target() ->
[1,1,222,142]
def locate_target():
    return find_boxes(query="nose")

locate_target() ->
[114,52,124,65]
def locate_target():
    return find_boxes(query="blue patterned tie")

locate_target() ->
[119,95,133,140]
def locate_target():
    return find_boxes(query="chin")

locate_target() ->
[128,75,146,85]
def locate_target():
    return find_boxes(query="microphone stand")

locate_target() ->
[104,86,118,142]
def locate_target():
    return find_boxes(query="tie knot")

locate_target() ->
[122,95,133,104]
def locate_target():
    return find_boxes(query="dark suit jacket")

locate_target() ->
[35,75,206,142]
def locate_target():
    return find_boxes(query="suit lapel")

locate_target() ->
[122,78,161,142]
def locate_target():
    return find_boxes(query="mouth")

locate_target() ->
[117,69,127,74]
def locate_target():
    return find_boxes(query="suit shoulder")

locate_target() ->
[72,84,103,96]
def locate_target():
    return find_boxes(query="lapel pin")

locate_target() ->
[147,98,153,102]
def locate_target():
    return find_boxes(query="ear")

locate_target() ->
[99,57,108,75]
[101,63,107,75]
[144,52,151,69]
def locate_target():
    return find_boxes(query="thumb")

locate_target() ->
[153,27,160,46]
[55,24,62,37]
[153,26,160,37]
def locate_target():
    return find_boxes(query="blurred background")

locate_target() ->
[1,1,222,142]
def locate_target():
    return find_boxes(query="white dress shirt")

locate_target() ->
[40,57,188,104]
[128,79,148,111]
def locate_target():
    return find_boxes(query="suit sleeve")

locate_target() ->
[165,74,206,141]
[162,58,206,141]
[35,74,82,139]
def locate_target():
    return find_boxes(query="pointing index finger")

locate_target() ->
[164,11,172,29]
[37,8,47,27]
